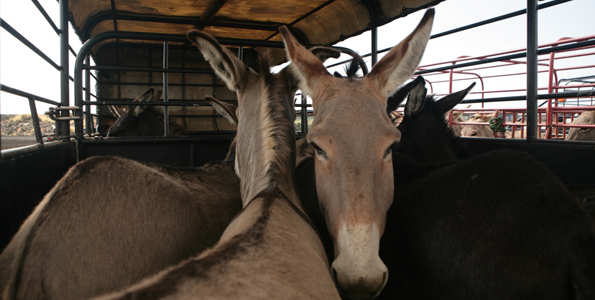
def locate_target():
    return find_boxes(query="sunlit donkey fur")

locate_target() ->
[0,156,242,300]
[90,30,341,300]
[566,110,595,141]
[280,8,435,300]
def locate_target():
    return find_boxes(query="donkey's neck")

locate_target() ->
[237,79,299,208]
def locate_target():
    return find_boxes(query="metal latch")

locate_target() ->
[45,106,82,121]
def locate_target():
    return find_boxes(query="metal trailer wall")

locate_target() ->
[0,143,76,249]
[93,42,256,134]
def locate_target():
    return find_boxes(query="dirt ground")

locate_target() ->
[1,136,39,150]
[1,114,54,150]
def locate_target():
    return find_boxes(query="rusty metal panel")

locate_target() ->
[215,0,328,24]
[69,0,440,48]
[293,0,370,45]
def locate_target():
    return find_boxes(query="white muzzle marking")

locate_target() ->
[331,223,388,300]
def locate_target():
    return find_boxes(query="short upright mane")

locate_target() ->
[260,51,297,183]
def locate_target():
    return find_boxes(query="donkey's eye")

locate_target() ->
[384,148,392,158]
[384,143,395,158]
[311,142,327,159]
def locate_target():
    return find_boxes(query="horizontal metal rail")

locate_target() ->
[1,84,61,106]
[88,65,216,74]
[0,18,60,70]
[326,0,575,70]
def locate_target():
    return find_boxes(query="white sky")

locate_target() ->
[1,0,594,115]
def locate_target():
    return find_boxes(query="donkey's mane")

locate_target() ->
[344,59,360,79]
[254,50,297,182]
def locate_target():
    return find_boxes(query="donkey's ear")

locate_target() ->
[280,26,332,98]
[130,88,155,115]
[309,46,341,63]
[436,82,476,115]
[205,96,238,126]
[386,76,424,114]
[187,30,248,92]
[151,90,163,103]
[108,105,122,118]
[135,88,155,103]
[404,76,428,117]
[367,9,434,97]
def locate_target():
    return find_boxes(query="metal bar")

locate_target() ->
[461,90,595,104]
[28,97,44,146]
[83,11,285,41]
[31,0,59,34]
[88,65,217,74]
[200,0,228,22]
[82,100,237,106]
[96,80,226,87]
[88,31,288,48]
[545,52,556,139]
[431,0,571,39]
[526,0,538,142]
[85,56,92,135]
[300,94,308,133]
[0,18,61,70]
[0,84,61,106]
[371,26,378,66]
[60,0,70,137]
[414,39,595,76]
[163,41,170,137]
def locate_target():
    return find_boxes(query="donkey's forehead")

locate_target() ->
[313,77,386,108]
[309,96,397,143]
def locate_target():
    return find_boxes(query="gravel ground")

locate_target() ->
[1,136,39,150]
[1,114,55,150]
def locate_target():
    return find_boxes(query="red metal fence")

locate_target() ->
[414,34,595,139]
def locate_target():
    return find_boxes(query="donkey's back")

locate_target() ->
[92,186,339,300]
[0,156,241,300]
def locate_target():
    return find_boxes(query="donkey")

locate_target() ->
[458,113,494,137]
[0,42,340,300]
[378,77,595,299]
[0,155,242,300]
[566,110,595,140]
[107,88,186,137]
[280,8,434,299]
[91,30,341,300]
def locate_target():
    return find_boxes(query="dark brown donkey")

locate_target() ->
[106,88,187,137]
[280,8,435,300]
[379,77,595,299]
[91,30,341,300]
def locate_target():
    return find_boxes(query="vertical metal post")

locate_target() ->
[59,0,69,136]
[28,97,44,146]
[544,52,555,139]
[526,0,538,142]
[163,41,170,137]
[84,56,92,135]
[301,94,308,133]
[238,46,244,61]
[371,26,378,66]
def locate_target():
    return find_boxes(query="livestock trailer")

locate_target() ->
[1,0,594,251]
